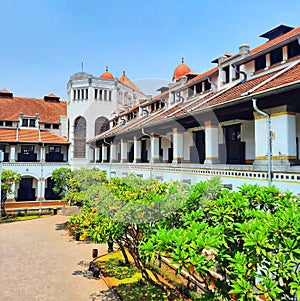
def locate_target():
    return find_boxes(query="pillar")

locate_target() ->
[150,135,160,163]
[40,146,45,162]
[254,106,297,167]
[102,145,108,163]
[120,139,128,163]
[204,122,219,164]
[110,143,118,162]
[95,146,100,162]
[37,178,45,202]
[172,128,184,164]
[9,145,16,162]
[133,137,141,163]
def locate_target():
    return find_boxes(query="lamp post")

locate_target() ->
[0,150,4,217]
[39,146,45,216]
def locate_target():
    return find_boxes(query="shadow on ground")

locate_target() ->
[55,222,67,231]
[90,289,120,301]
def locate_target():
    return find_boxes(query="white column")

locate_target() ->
[9,145,16,162]
[38,178,45,202]
[282,46,288,62]
[172,128,184,164]
[271,112,297,163]
[95,147,100,162]
[102,145,108,163]
[150,135,160,163]
[120,139,128,163]
[265,53,270,69]
[204,122,219,164]
[40,146,45,162]
[133,137,141,163]
[111,143,118,162]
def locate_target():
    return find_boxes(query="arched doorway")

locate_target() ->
[17,177,36,201]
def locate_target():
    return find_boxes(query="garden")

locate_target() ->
[52,167,300,300]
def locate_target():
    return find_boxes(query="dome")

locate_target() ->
[100,66,114,80]
[70,72,92,80]
[173,58,191,80]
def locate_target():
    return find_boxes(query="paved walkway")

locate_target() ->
[0,215,119,301]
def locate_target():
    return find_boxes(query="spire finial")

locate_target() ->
[182,57,184,64]
[123,70,125,75]
[106,66,108,72]
[81,62,84,72]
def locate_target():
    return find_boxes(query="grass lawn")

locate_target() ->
[95,251,183,301]
[0,214,51,224]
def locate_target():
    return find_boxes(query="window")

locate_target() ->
[109,90,112,101]
[255,55,266,71]
[74,117,86,158]
[270,47,283,65]
[5,121,12,127]
[49,146,61,153]
[73,90,76,100]
[85,89,88,99]
[44,123,51,129]
[94,89,98,99]
[196,83,202,94]
[53,124,59,129]
[204,79,211,91]
[95,117,109,136]
[99,90,103,100]
[77,90,80,99]
[288,40,300,59]
[29,119,36,127]
[0,121,3,126]
[104,90,107,100]
[222,66,230,83]
[188,86,194,97]
[21,145,34,155]
[225,124,241,142]
[22,119,28,127]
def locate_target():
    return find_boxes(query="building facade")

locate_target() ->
[1,24,300,210]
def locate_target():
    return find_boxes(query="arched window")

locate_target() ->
[95,116,109,136]
[74,117,86,158]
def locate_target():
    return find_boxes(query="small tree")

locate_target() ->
[51,167,74,199]
[140,183,300,300]
[1,169,21,216]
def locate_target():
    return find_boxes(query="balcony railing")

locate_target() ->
[17,153,37,162]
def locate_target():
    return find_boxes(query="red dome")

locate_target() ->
[100,66,114,80]
[173,58,191,80]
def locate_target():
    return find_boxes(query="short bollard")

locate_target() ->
[88,261,100,278]
[92,248,98,258]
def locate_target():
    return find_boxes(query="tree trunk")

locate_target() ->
[118,242,130,265]
[1,189,7,217]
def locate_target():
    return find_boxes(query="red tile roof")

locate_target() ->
[0,128,69,144]
[94,60,300,141]
[119,72,143,94]
[0,96,67,123]
[188,66,219,84]
[151,91,169,102]
[255,62,300,93]
[251,26,300,54]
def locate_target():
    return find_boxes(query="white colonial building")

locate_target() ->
[1,24,300,210]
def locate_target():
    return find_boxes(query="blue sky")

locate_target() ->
[1,0,299,99]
